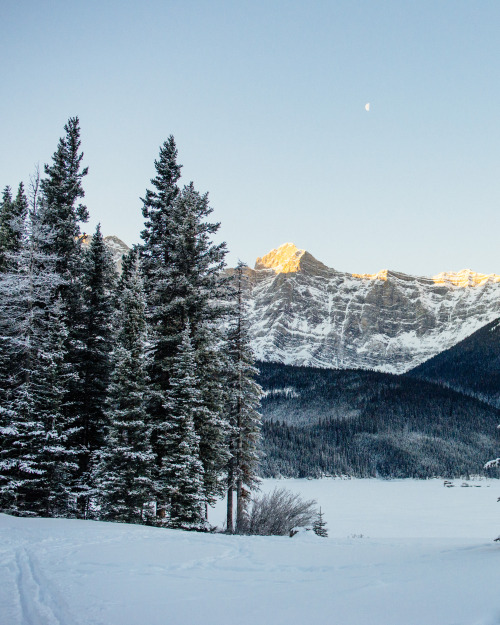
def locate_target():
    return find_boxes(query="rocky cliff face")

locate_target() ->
[244,243,500,374]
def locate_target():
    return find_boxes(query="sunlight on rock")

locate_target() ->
[432,269,500,287]
[352,269,388,281]
[255,242,306,273]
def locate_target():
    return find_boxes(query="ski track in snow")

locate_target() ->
[15,547,62,625]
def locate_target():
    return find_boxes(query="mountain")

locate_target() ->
[409,318,500,407]
[82,234,130,271]
[258,361,500,478]
[244,243,500,374]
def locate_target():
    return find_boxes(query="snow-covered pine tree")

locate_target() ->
[0,180,78,516]
[173,184,231,512]
[38,117,90,516]
[140,135,181,290]
[0,177,43,512]
[156,323,205,529]
[225,261,263,534]
[0,183,28,409]
[11,294,78,517]
[0,183,28,272]
[312,507,328,537]
[96,249,154,524]
[140,139,230,517]
[39,117,89,276]
[76,224,117,516]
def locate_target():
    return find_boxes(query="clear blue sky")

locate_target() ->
[1,0,499,276]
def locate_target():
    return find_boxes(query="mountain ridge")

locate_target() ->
[243,243,500,374]
[252,242,500,285]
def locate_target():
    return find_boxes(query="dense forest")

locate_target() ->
[258,362,500,479]
[410,318,500,408]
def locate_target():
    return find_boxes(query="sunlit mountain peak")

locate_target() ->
[255,243,306,273]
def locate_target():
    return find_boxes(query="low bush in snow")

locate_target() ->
[241,488,317,536]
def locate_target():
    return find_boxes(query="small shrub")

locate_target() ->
[241,488,317,536]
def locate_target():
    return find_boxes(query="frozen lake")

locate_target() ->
[210,477,500,538]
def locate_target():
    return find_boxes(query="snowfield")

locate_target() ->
[1,479,499,625]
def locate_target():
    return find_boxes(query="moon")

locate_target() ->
[365,103,370,112]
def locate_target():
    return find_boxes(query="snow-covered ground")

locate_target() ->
[1,478,499,625]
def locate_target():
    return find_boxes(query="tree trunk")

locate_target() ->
[226,480,234,533]
[235,477,244,533]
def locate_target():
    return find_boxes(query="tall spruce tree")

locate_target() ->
[39,117,89,276]
[0,184,78,516]
[140,136,181,289]
[225,262,263,533]
[140,138,230,517]
[96,249,154,523]
[76,224,117,515]
[38,117,90,515]
[156,323,206,528]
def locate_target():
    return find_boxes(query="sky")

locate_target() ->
[1,0,499,276]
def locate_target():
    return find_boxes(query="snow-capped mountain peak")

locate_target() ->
[254,242,329,275]
[255,243,305,273]
[244,244,500,373]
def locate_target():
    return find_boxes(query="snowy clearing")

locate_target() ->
[1,478,499,625]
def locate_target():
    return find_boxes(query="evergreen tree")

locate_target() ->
[0,174,41,410]
[96,250,154,523]
[140,135,181,289]
[0,183,28,272]
[38,116,91,515]
[39,116,89,278]
[312,507,328,537]
[156,323,205,529]
[225,262,262,533]
[140,138,230,516]
[0,185,78,516]
[76,224,117,516]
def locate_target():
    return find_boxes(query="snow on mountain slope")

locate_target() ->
[1,479,499,625]
[244,243,500,373]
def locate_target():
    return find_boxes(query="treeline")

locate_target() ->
[0,118,261,531]
[258,362,500,478]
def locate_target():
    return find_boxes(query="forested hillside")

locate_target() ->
[258,362,500,478]
[409,318,500,407]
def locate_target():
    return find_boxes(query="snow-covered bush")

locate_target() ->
[241,488,316,536]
